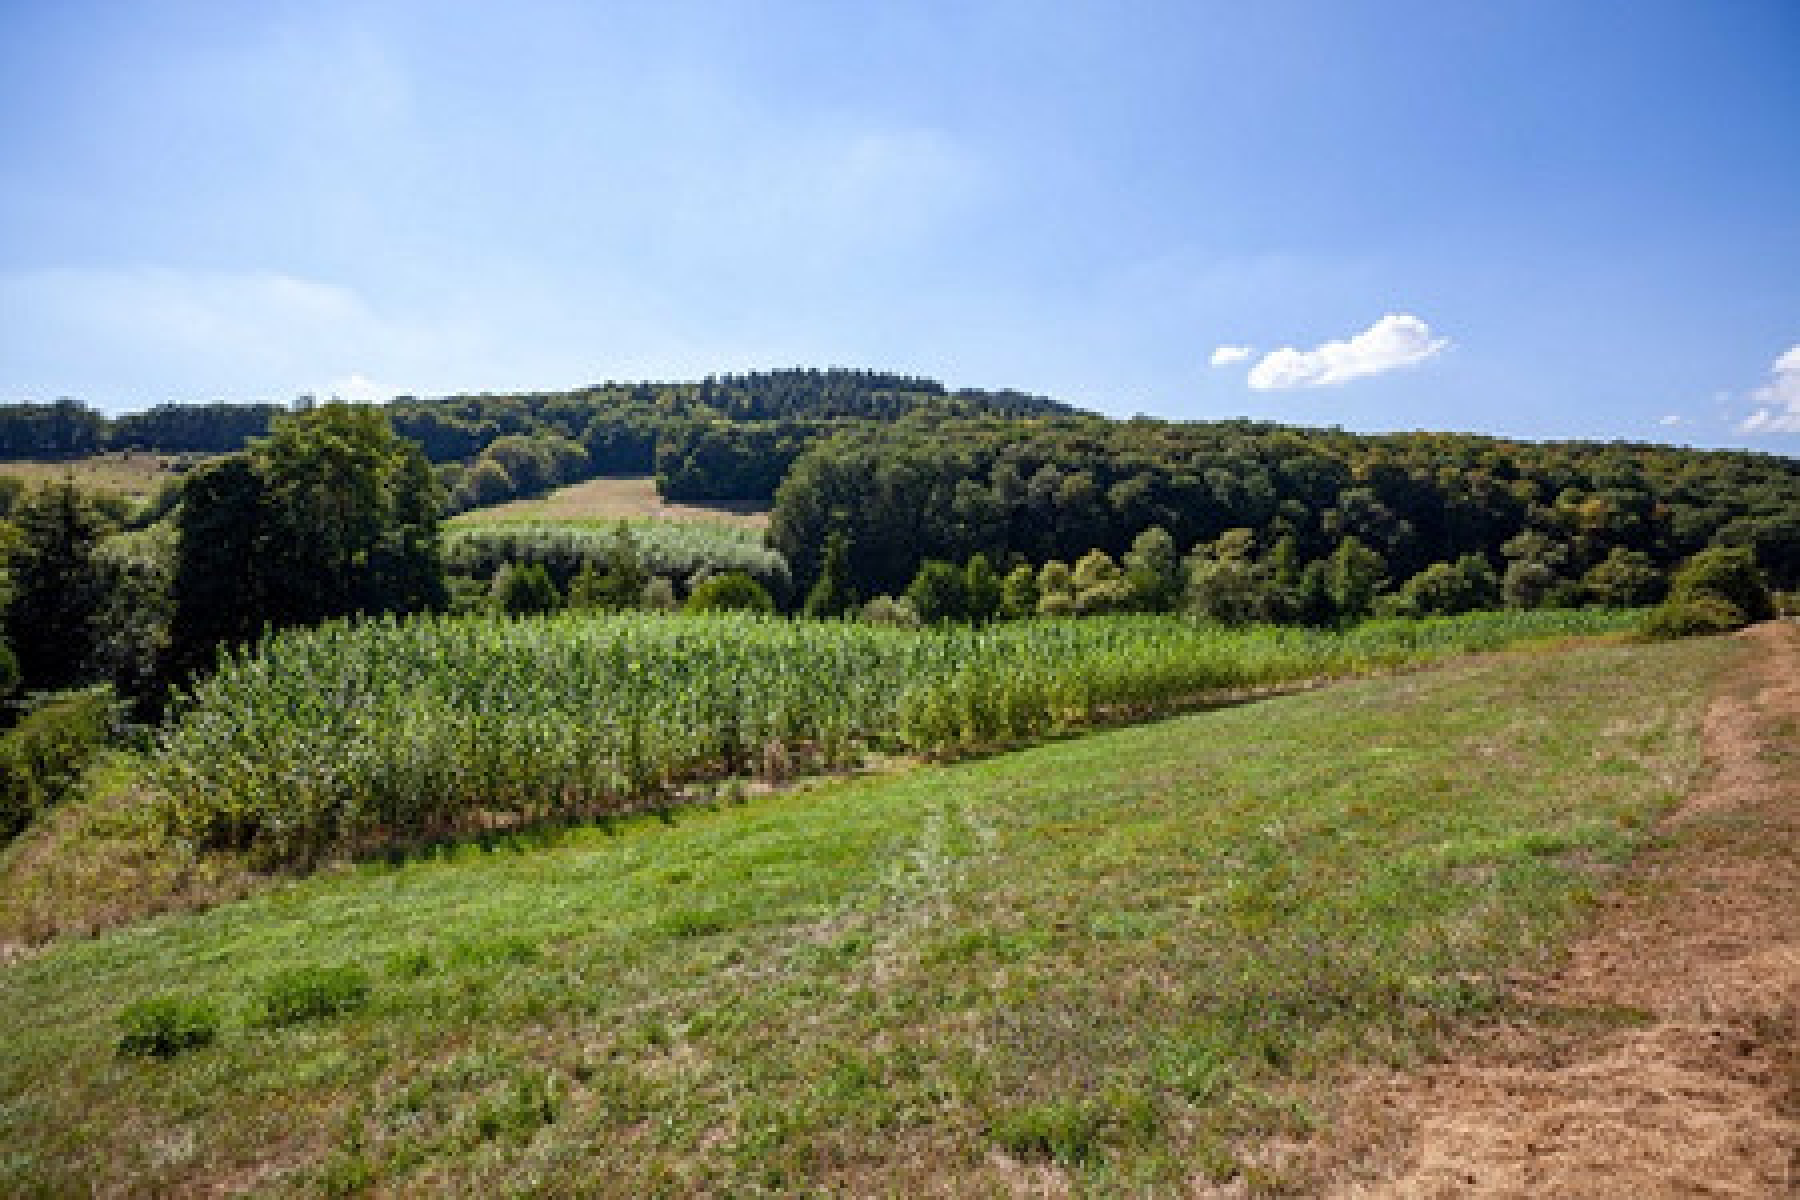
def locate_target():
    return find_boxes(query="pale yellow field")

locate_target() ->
[451,475,769,529]
[0,453,189,499]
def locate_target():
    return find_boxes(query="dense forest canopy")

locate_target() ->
[3,367,1796,613]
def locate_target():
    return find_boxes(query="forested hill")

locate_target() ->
[2,368,1796,598]
[0,369,1071,459]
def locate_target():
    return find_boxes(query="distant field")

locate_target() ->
[452,476,769,530]
[0,632,1732,1195]
[0,452,188,499]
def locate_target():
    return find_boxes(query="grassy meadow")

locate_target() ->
[0,452,187,499]
[0,631,1734,1195]
[449,476,769,530]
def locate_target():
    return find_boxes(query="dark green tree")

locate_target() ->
[1122,526,1182,612]
[1328,536,1386,622]
[999,563,1039,620]
[166,404,447,678]
[1582,547,1663,607]
[803,531,857,619]
[963,553,1003,623]
[905,560,968,624]
[493,563,561,616]
[3,480,105,690]
[166,456,267,678]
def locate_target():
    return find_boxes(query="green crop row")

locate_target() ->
[443,520,790,593]
[149,608,1639,865]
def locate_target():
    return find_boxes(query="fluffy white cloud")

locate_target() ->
[1737,344,1800,434]
[1209,344,1253,368]
[1246,313,1448,391]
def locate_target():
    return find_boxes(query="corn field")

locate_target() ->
[442,521,791,594]
[150,608,1640,864]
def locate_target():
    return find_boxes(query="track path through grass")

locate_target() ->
[1322,621,1800,1198]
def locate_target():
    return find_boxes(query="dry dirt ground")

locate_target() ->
[1321,622,1799,1198]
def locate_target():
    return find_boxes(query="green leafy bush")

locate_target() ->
[1641,594,1746,640]
[683,571,774,614]
[0,689,112,841]
[117,993,221,1058]
[253,964,371,1027]
[1641,547,1773,639]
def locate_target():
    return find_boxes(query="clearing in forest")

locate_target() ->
[450,475,769,530]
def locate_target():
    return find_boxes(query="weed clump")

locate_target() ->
[253,964,371,1027]
[990,1098,1106,1165]
[116,993,220,1058]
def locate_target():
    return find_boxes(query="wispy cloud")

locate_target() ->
[1658,414,1684,427]
[1737,344,1800,434]
[1246,313,1448,391]
[1209,344,1253,367]
[0,266,468,407]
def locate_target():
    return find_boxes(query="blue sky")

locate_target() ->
[1,1,1796,448]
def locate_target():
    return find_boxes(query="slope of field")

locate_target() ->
[1321,621,1799,1198]
[0,452,186,498]
[0,633,1736,1195]
[450,476,769,530]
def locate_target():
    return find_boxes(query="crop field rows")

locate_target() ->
[151,608,1642,866]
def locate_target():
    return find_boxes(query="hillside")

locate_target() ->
[0,632,1739,1194]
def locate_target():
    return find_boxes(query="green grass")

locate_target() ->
[0,634,1732,1194]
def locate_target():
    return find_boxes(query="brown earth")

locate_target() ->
[1321,622,1800,1199]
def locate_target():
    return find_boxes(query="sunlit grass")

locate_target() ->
[0,632,1733,1194]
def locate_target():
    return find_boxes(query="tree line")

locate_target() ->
[1,375,1794,716]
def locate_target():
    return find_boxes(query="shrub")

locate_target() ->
[905,560,967,624]
[859,594,920,628]
[254,964,372,1026]
[684,571,774,614]
[1641,594,1745,640]
[1668,547,1773,621]
[117,993,221,1058]
[0,689,112,842]
[492,563,561,616]
[1641,547,1774,639]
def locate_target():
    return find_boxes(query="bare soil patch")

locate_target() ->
[1321,622,1800,1198]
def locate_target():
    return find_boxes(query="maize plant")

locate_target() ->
[149,607,1639,865]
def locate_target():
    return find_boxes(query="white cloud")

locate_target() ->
[1737,344,1800,434]
[322,373,393,404]
[1246,313,1449,391]
[1209,345,1253,368]
[1658,414,1684,427]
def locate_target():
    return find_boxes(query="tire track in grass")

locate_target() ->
[1322,622,1800,1199]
